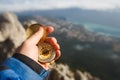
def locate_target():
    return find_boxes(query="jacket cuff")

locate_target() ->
[13,53,43,74]
[3,57,50,80]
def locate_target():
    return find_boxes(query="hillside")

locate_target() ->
[0,12,120,80]
[19,16,120,80]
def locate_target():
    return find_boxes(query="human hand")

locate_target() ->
[16,26,61,70]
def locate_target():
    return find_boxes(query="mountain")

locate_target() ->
[20,15,120,80]
[0,11,120,80]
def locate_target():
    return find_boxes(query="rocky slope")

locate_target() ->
[0,12,25,64]
[48,64,100,80]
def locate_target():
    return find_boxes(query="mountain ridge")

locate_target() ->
[16,8,120,28]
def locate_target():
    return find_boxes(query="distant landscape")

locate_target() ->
[1,0,120,79]
[17,8,120,37]
[15,8,120,80]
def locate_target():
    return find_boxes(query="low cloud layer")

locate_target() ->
[0,0,120,12]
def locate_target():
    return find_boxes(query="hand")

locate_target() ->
[16,26,61,70]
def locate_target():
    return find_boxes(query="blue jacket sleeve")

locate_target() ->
[0,57,50,80]
[0,68,22,80]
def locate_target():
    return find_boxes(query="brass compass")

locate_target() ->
[26,24,56,63]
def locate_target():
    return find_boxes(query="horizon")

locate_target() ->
[0,0,120,12]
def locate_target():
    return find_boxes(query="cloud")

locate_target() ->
[0,0,120,12]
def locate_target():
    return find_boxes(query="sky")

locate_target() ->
[0,0,120,12]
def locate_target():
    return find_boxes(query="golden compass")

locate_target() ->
[26,24,56,63]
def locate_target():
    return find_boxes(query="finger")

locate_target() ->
[45,26,54,34]
[54,50,61,60]
[45,37,60,50]
[45,37,57,44]
[27,27,44,45]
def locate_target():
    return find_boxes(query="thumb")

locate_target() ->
[27,27,44,45]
